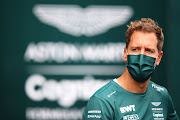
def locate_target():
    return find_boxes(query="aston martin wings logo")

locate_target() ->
[33,4,133,37]
[151,102,161,107]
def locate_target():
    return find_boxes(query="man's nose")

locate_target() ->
[140,49,145,55]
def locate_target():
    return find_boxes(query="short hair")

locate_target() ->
[126,18,164,52]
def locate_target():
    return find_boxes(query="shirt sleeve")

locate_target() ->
[82,96,113,120]
[167,93,179,120]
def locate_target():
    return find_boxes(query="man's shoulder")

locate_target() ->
[83,80,118,119]
[91,79,120,101]
[149,81,169,96]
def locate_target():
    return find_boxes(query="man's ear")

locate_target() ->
[155,51,163,66]
[123,47,128,62]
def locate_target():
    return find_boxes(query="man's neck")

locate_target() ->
[117,67,150,93]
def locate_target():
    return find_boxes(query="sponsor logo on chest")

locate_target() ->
[123,114,139,120]
[151,102,164,120]
[120,105,135,113]
[120,105,139,120]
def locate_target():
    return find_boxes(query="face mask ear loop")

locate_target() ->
[154,53,159,68]
[126,50,129,64]
[126,50,128,55]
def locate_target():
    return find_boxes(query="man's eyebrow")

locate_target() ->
[130,46,140,49]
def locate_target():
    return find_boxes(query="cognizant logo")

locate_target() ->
[25,74,109,107]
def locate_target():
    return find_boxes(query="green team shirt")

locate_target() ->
[83,79,179,120]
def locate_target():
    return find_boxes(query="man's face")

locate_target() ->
[124,31,163,66]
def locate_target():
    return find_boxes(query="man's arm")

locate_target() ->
[83,96,113,120]
[167,93,179,120]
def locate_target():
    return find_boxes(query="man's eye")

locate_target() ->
[132,49,138,51]
[146,49,153,53]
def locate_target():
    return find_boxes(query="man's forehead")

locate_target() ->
[129,31,158,49]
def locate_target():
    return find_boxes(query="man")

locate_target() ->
[83,18,179,120]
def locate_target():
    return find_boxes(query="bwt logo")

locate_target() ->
[120,105,136,113]
[25,74,109,107]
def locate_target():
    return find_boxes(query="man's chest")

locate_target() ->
[113,95,167,120]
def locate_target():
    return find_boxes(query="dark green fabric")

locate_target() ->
[126,54,156,82]
[83,80,179,120]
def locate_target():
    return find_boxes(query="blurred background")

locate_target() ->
[1,0,180,119]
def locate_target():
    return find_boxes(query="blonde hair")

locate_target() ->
[126,18,164,52]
